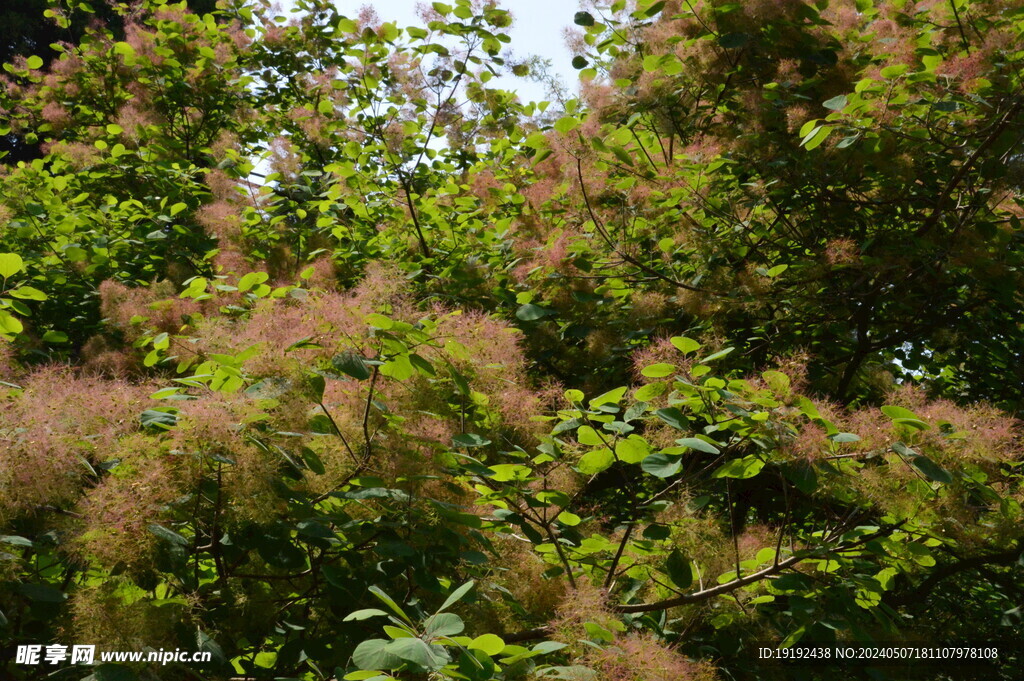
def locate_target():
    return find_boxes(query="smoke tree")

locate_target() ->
[1,0,1022,679]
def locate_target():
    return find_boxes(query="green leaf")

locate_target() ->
[343,609,390,621]
[578,447,614,474]
[643,524,670,540]
[438,580,475,612]
[64,246,87,261]
[9,286,47,300]
[712,456,764,479]
[468,634,506,656]
[453,433,491,448]
[641,363,675,378]
[576,425,604,446]
[0,311,24,337]
[553,116,580,134]
[344,671,389,680]
[557,511,582,526]
[634,382,666,401]
[671,336,701,354]
[516,303,550,321]
[352,639,403,670]
[0,535,33,547]
[42,330,68,343]
[894,445,953,483]
[424,612,464,638]
[589,386,627,408]
[384,638,442,670]
[405,356,434,376]
[365,313,394,329]
[308,373,326,402]
[148,523,189,547]
[615,437,650,464]
[18,583,67,602]
[823,95,848,110]
[802,125,833,151]
[762,370,791,394]
[675,437,719,454]
[368,586,412,623]
[718,32,748,48]
[140,408,177,430]
[301,447,326,475]
[332,352,372,380]
[665,550,693,590]
[238,271,269,292]
[611,146,634,167]
[26,55,43,70]
[641,453,681,478]
[643,1,667,17]
[380,355,415,380]
[784,461,818,494]
[0,253,24,278]
[881,63,909,79]
[701,347,734,363]
[881,405,919,420]
[798,119,819,138]
[830,432,860,443]
[573,11,595,26]
[882,405,929,430]
[571,55,588,69]
[656,407,688,430]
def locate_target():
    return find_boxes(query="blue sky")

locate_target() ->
[309,0,580,102]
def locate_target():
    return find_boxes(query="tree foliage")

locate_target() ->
[1,1,1023,680]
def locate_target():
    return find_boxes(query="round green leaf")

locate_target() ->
[577,425,604,446]
[9,285,46,300]
[881,405,919,420]
[0,253,24,278]
[712,456,764,479]
[615,436,650,464]
[557,511,582,526]
[453,433,491,448]
[0,311,24,336]
[425,612,464,638]
[665,550,693,590]
[823,94,848,111]
[634,381,666,401]
[578,447,614,474]
[352,639,402,670]
[332,351,372,380]
[468,633,506,656]
[573,11,595,26]
[641,363,676,378]
[829,432,861,443]
[641,453,681,478]
[516,303,549,321]
[670,336,701,354]
[656,407,689,430]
